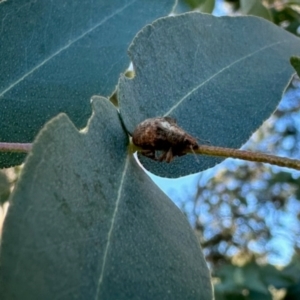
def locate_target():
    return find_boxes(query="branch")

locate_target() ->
[195,145,300,170]
[0,142,32,153]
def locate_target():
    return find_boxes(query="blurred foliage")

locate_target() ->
[280,252,300,300]
[269,0,300,36]
[239,0,273,21]
[213,254,300,300]
[224,0,300,36]
[182,0,300,35]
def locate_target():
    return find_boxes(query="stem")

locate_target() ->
[195,145,300,170]
[129,140,300,171]
[0,143,32,153]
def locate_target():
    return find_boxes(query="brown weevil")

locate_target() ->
[132,117,199,163]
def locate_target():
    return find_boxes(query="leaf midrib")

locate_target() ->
[163,39,286,117]
[95,155,130,299]
[0,0,137,99]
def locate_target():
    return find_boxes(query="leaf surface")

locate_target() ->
[0,0,173,168]
[0,98,212,299]
[119,12,300,177]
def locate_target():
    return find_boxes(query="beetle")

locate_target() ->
[132,117,199,163]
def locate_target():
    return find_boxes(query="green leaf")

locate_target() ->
[241,262,269,294]
[248,290,272,300]
[214,262,272,299]
[173,0,194,13]
[290,56,300,77]
[0,0,174,168]
[286,0,300,4]
[119,12,300,177]
[261,264,295,289]
[240,0,273,21]
[285,280,300,300]
[0,171,10,205]
[198,0,215,13]
[184,0,207,9]
[214,264,242,294]
[280,254,300,300]
[0,98,212,299]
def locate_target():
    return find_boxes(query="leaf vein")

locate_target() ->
[95,155,130,299]
[163,40,286,116]
[0,0,136,98]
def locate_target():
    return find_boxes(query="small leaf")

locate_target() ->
[290,56,300,77]
[261,264,295,289]
[240,0,273,21]
[198,0,215,14]
[0,98,212,299]
[241,262,269,294]
[173,0,195,13]
[0,0,174,168]
[184,0,207,9]
[119,12,300,177]
[215,262,272,299]
[0,171,10,205]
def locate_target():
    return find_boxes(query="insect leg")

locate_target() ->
[141,149,157,161]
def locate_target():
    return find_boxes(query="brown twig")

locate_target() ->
[195,145,300,170]
[0,142,32,153]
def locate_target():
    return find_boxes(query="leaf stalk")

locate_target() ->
[0,143,32,153]
[195,145,300,170]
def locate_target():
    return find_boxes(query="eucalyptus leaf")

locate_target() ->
[119,12,300,177]
[0,98,212,299]
[0,0,174,168]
